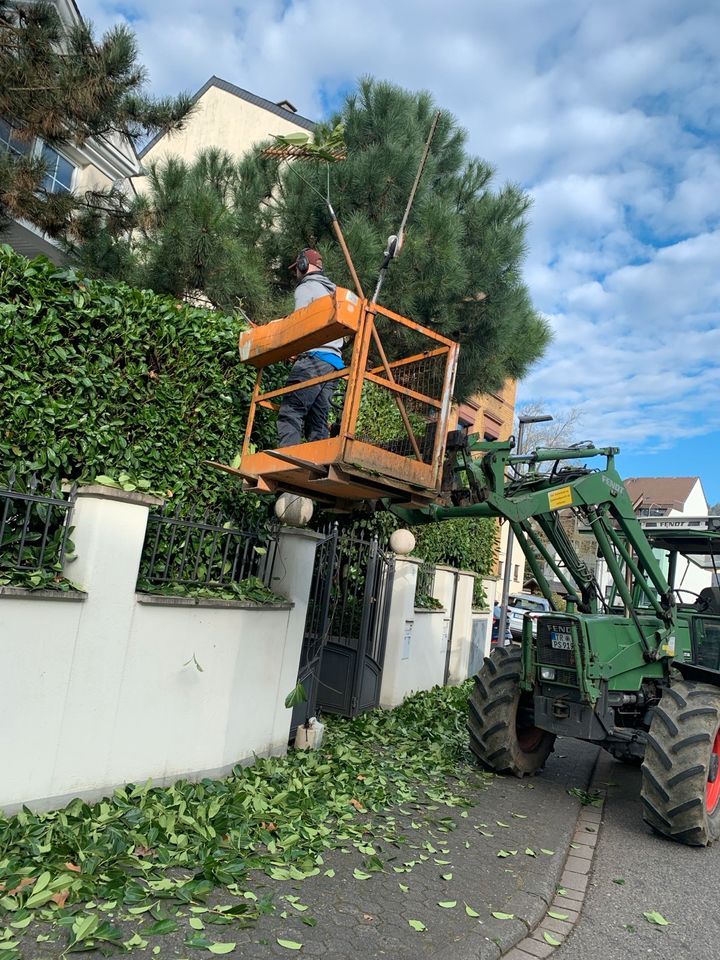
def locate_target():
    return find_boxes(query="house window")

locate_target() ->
[514,564,519,580]
[0,120,75,194]
[40,143,75,194]
[0,118,31,157]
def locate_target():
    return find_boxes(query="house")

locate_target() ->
[625,476,708,518]
[137,76,315,174]
[0,0,140,264]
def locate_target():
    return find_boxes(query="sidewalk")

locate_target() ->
[7,694,597,960]
[222,739,598,960]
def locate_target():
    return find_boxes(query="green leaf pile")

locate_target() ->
[0,683,481,955]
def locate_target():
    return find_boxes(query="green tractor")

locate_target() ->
[392,436,720,846]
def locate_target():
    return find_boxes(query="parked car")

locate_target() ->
[507,593,552,639]
[491,603,513,645]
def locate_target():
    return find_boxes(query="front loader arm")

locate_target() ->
[389,438,676,658]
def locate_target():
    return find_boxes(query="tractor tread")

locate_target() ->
[467,645,554,778]
[641,680,720,847]
[652,706,678,738]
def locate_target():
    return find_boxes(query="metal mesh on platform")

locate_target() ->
[354,378,439,464]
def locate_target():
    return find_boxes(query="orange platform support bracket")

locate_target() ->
[209,288,459,508]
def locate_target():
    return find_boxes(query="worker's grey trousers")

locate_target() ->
[277,354,337,447]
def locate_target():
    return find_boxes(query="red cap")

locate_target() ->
[288,248,323,271]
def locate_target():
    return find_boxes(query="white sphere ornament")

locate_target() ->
[390,528,416,556]
[274,493,314,527]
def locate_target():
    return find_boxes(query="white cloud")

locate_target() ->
[78,0,720,456]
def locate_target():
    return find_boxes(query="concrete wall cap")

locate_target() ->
[0,586,87,602]
[67,483,165,507]
[277,526,325,541]
[136,593,293,610]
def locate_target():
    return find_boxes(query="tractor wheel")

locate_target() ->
[468,644,556,776]
[641,680,720,846]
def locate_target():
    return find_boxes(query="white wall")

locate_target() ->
[379,558,476,708]
[0,487,318,813]
[139,84,312,174]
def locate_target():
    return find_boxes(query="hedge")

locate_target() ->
[0,246,280,516]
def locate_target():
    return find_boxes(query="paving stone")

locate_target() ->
[560,869,589,892]
[555,885,584,903]
[541,915,574,936]
[504,950,539,960]
[568,842,593,859]
[551,897,581,922]
[531,926,565,946]
[564,855,591,874]
[575,826,598,844]
[516,938,555,959]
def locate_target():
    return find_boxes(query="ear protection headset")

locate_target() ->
[295,247,310,275]
[295,249,311,275]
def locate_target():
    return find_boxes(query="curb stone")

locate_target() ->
[500,748,611,959]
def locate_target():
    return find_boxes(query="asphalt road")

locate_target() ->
[557,756,720,960]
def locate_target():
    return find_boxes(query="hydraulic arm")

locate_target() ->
[391,436,677,659]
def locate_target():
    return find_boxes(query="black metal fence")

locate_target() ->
[0,472,76,582]
[414,561,437,606]
[138,503,278,590]
[292,525,395,727]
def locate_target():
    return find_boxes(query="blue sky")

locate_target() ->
[82,0,720,500]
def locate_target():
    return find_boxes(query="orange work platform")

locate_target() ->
[212,289,459,507]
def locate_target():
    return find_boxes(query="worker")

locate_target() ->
[277,248,346,447]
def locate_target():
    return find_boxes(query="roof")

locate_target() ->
[139,76,316,159]
[644,526,720,568]
[624,476,699,512]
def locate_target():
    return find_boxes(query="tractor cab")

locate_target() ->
[643,524,720,678]
[211,289,459,509]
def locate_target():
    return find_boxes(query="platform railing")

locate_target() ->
[242,295,458,481]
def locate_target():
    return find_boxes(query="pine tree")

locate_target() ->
[266,78,551,401]
[76,147,281,319]
[0,0,192,240]
[78,75,549,400]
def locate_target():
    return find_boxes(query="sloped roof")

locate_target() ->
[139,76,316,159]
[624,476,699,511]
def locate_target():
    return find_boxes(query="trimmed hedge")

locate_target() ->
[0,246,279,515]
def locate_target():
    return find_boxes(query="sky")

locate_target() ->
[80,0,720,501]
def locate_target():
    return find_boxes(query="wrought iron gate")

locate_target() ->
[292,526,395,729]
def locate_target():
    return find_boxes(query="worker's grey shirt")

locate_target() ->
[294,272,343,356]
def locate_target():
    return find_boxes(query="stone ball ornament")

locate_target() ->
[274,493,314,527]
[390,528,416,556]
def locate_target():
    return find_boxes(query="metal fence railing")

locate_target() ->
[414,561,437,607]
[0,472,77,582]
[138,503,278,590]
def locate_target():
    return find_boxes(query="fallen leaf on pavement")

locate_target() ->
[643,911,670,926]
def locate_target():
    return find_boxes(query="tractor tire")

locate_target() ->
[641,680,720,846]
[468,644,556,777]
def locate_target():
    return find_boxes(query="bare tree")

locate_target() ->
[514,401,585,453]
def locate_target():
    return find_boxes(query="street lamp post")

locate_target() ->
[497,413,553,646]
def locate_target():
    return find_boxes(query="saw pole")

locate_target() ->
[371,110,441,305]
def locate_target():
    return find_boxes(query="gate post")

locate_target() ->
[268,527,324,747]
[378,556,420,709]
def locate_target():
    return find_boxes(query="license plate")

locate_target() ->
[550,633,573,651]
